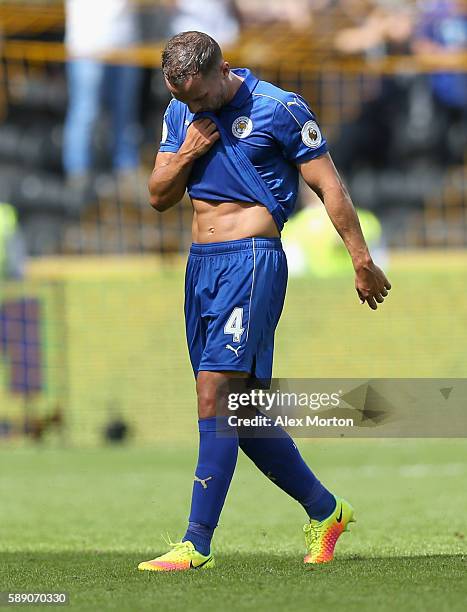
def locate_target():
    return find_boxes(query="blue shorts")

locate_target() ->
[185,237,288,382]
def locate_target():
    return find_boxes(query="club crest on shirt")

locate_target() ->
[232,116,253,139]
[301,120,322,149]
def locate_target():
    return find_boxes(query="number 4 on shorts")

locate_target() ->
[224,307,245,343]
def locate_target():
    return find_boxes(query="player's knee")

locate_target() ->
[197,395,217,419]
[196,371,232,419]
[196,372,222,418]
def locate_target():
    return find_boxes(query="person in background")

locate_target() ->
[235,0,313,31]
[169,0,241,46]
[282,193,387,279]
[0,202,26,281]
[334,0,413,57]
[412,0,467,114]
[63,0,143,183]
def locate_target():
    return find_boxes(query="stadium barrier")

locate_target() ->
[0,9,466,254]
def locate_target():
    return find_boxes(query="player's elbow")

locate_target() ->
[149,194,168,212]
[148,176,169,212]
[148,181,179,212]
[315,178,350,205]
[148,187,177,212]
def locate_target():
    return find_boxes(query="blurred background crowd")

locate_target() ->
[0,0,466,271]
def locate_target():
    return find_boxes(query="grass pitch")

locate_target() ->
[1,440,466,611]
[1,251,466,608]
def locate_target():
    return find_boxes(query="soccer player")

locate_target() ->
[138,31,391,572]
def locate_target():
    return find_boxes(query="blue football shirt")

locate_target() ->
[159,68,328,230]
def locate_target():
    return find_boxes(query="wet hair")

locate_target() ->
[162,31,223,86]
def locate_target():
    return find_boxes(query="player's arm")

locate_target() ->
[299,153,391,310]
[149,118,220,212]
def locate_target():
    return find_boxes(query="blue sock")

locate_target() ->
[238,414,336,521]
[183,522,214,557]
[183,416,238,555]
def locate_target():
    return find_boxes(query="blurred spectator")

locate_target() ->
[169,0,240,46]
[412,0,467,112]
[236,0,313,30]
[0,202,26,280]
[63,0,143,181]
[282,194,386,278]
[334,1,413,57]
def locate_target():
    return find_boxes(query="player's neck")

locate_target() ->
[225,72,245,106]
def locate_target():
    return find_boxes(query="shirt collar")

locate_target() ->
[224,68,259,109]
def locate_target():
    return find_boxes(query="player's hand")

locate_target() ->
[180,119,220,160]
[355,261,391,310]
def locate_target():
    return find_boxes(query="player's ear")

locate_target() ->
[221,61,230,77]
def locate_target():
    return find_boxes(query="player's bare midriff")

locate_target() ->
[191,198,280,243]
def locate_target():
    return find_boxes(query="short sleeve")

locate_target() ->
[273,94,328,164]
[159,99,181,153]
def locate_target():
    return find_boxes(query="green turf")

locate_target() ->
[2,254,467,445]
[1,441,466,611]
[1,253,467,608]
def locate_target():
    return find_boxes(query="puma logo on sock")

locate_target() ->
[194,475,213,489]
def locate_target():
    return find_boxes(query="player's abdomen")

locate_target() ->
[191,199,280,243]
